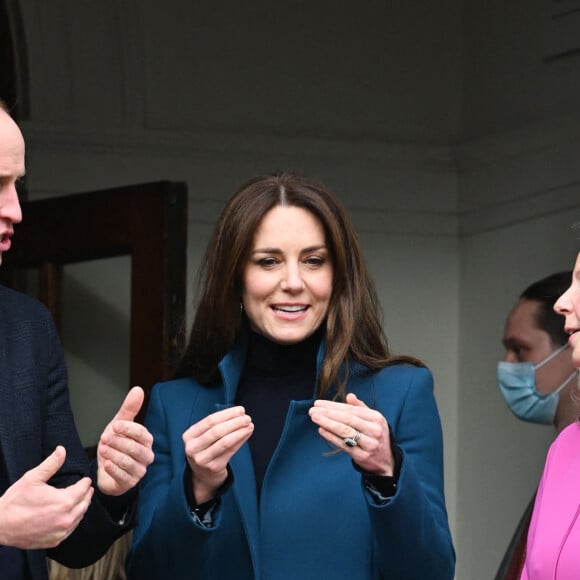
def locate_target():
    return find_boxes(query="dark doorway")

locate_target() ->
[0,0,28,119]
[0,181,188,422]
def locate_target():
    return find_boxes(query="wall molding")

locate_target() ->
[21,121,458,237]
[21,121,454,169]
[20,112,580,238]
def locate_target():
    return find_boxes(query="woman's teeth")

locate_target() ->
[274,305,306,312]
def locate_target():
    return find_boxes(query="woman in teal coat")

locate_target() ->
[127,173,455,579]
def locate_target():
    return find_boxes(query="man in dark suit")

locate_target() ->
[0,102,154,578]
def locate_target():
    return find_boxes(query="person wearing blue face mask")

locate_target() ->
[498,272,578,431]
[494,271,578,580]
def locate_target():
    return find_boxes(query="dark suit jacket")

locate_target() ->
[0,284,136,580]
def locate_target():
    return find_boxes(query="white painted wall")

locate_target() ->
[62,257,131,447]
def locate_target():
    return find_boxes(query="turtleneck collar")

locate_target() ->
[244,327,323,377]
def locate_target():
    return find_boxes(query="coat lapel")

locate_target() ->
[229,440,260,571]
[215,334,261,573]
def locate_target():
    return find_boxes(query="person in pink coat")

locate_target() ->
[521,251,580,579]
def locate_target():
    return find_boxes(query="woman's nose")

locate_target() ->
[280,264,304,292]
[554,289,571,315]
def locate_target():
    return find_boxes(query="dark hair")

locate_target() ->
[520,271,572,346]
[177,172,422,398]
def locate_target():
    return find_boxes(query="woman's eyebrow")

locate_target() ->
[252,244,327,254]
[251,247,282,254]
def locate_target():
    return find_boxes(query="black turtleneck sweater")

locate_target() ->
[235,329,321,495]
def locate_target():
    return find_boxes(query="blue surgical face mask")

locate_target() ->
[497,344,579,425]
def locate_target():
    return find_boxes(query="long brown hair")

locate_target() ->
[176,172,423,398]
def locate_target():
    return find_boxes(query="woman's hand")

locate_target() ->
[182,406,254,504]
[309,393,395,476]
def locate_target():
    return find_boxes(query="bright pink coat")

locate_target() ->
[521,422,580,579]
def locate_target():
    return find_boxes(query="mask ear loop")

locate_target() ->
[534,344,577,398]
[534,343,569,370]
[550,368,580,397]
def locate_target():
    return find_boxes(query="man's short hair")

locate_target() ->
[520,271,572,346]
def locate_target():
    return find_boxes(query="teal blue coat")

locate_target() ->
[127,337,455,579]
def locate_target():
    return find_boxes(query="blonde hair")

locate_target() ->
[48,533,131,580]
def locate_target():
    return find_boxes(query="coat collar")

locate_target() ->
[217,328,330,404]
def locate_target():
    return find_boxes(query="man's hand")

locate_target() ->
[0,446,94,549]
[97,386,154,496]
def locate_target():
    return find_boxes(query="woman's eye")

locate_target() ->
[257,257,278,268]
[305,256,325,267]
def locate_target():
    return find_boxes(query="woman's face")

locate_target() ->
[554,252,580,367]
[242,205,333,345]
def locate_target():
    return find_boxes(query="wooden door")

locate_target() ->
[0,180,188,421]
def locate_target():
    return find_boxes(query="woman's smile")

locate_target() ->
[271,303,309,317]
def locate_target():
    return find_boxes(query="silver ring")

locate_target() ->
[343,429,361,448]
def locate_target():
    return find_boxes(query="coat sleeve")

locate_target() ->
[126,384,219,580]
[36,307,136,568]
[365,366,455,579]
